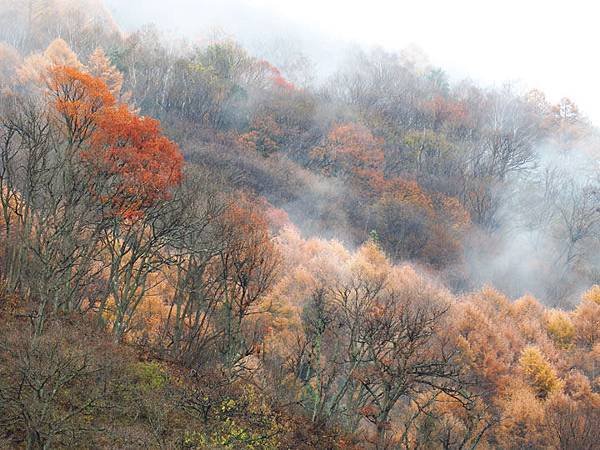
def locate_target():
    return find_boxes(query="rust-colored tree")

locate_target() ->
[310,123,385,194]
[46,66,184,339]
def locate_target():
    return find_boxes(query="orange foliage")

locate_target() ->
[421,94,470,130]
[48,66,183,218]
[258,60,296,91]
[88,105,183,216]
[371,178,469,265]
[382,177,434,211]
[573,286,600,348]
[238,114,285,156]
[496,382,548,449]
[212,195,280,299]
[452,287,525,392]
[48,65,115,141]
[310,123,385,193]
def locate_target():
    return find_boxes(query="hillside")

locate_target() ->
[0,1,599,449]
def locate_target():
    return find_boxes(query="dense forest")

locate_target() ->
[0,1,599,448]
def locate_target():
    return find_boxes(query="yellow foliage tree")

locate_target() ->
[582,285,600,305]
[545,310,575,349]
[519,346,562,398]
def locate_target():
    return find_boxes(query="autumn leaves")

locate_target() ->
[47,63,183,219]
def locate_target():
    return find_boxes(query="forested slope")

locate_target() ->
[0,1,599,448]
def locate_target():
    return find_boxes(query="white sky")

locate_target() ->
[243,0,599,121]
[106,0,600,124]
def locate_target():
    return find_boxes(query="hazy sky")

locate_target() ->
[105,0,600,124]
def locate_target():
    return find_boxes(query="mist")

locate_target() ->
[2,2,600,447]
[1,0,598,307]
[103,0,600,123]
[103,0,353,86]
[101,0,600,305]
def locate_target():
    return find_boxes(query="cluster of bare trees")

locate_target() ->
[255,257,476,448]
[0,63,281,385]
[299,290,462,447]
[0,97,108,332]
[157,187,280,371]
